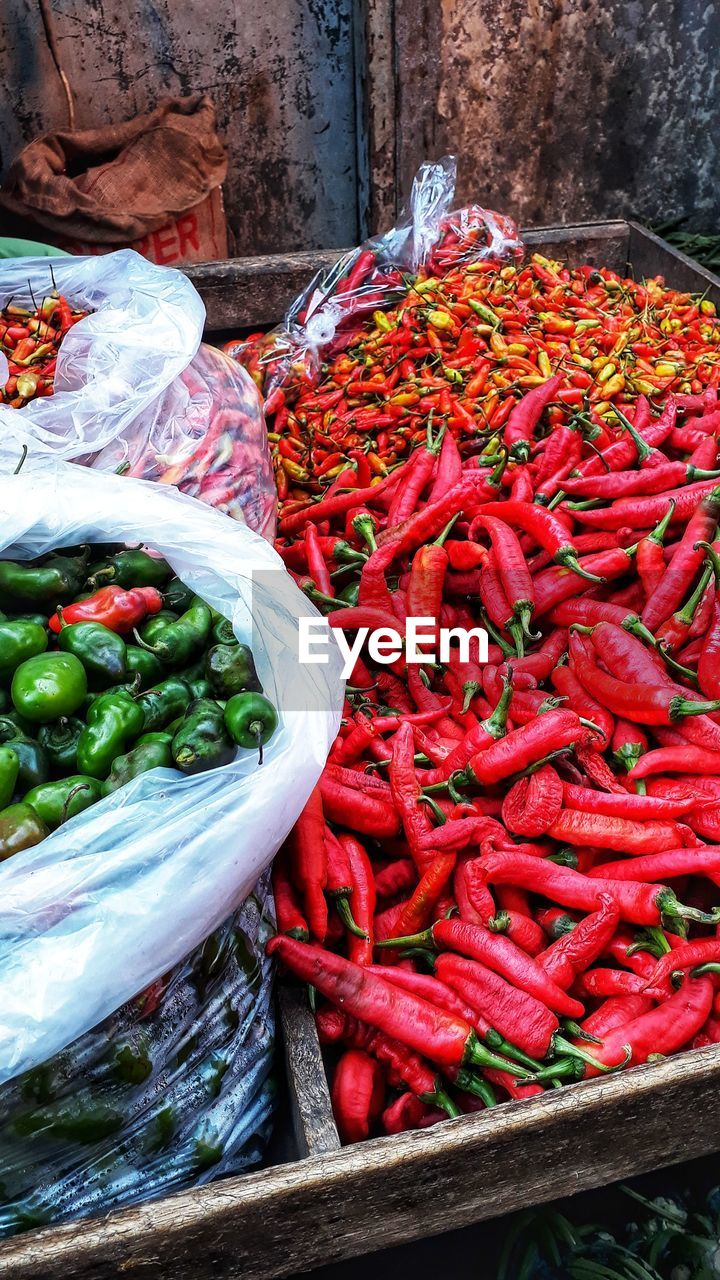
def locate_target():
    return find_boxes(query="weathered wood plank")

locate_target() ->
[278,987,339,1159]
[185,249,343,331]
[3,1044,720,1280]
[628,222,720,305]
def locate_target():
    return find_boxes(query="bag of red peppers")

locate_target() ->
[0,249,275,539]
[234,156,522,437]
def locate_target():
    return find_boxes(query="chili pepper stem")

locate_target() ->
[555,550,606,583]
[658,888,720,926]
[562,1020,601,1045]
[333,895,370,940]
[464,1033,533,1078]
[451,1070,496,1109]
[483,1029,543,1071]
[553,1035,632,1074]
[420,1086,461,1119]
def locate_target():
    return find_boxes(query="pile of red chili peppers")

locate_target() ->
[249,237,720,1144]
[0,288,88,407]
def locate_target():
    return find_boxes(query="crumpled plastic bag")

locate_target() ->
[236,155,523,407]
[0,250,276,539]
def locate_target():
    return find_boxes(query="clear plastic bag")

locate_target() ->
[0,250,276,539]
[0,877,275,1233]
[0,454,343,1223]
[238,155,523,406]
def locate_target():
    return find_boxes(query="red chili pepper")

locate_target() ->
[480,849,717,927]
[587,847,720,884]
[49,585,162,635]
[268,934,529,1074]
[576,969,647,998]
[641,487,720,631]
[382,916,585,1018]
[287,784,328,943]
[578,977,713,1078]
[551,665,615,747]
[642,939,720,999]
[338,833,376,965]
[466,708,586,785]
[272,849,309,940]
[319,773,400,839]
[332,1049,385,1143]
[537,893,619,989]
[436,952,560,1059]
[501,763,563,836]
[503,374,562,460]
[547,808,691,854]
[471,499,602,582]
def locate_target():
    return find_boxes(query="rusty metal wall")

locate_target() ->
[0,0,359,254]
[1,0,717,256]
[384,0,720,233]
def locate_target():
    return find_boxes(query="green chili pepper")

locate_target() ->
[137,676,193,732]
[37,717,84,775]
[0,690,7,713]
[0,735,49,790]
[77,690,146,779]
[4,612,49,628]
[0,620,48,679]
[172,698,235,774]
[135,601,211,668]
[163,578,196,613]
[182,663,212,700]
[11,652,88,724]
[0,802,48,860]
[56,619,128,688]
[88,549,172,590]
[205,643,262,699]
[0,745,19,809]
[125,645,164,690]
[212,616,238,646]
[338,581,360,605]
[12,1096,124,1143]
[24,775,103,829]
[137,610,179,647]
[0,547,90,606]
[104,735,174,793]
[0,711,32,739]
[224,692,278,763]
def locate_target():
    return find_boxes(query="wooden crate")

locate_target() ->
[2,220,720,1280]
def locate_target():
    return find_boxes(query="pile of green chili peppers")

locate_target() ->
[0,542,279,861]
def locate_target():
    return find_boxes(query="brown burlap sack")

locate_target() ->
[0,94,228,261]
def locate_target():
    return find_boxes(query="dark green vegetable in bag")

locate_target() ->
[11,654,87,724]
[37,718,84,775]
[77,691,145,779]
[103,734,174,793]
[172,699,235,774]
[205,644,262,699]
[137,677,192,732]
[0,802,48,860]
[88,550,171,591]
[24,776,103,830]
[57,621,127,688]
[0,620,48,680]
[135,602,211,669]
[0,548,90,607]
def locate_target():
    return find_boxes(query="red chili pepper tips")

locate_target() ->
[256,227,720,1140]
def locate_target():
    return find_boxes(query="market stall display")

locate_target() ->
[236,160,720,1143]
[0,454,342,1231]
